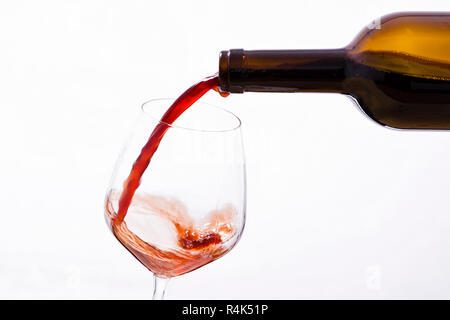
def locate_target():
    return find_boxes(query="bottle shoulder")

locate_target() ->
[347,12,450,58]
[345,12,450,80]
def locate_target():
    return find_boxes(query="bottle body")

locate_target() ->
[218,12,450,129]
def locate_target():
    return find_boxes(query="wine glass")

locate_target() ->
[104,98,246,299]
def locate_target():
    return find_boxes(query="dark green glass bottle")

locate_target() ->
[218,12,450,129]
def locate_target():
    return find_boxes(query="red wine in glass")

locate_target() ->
[104,74,244,299]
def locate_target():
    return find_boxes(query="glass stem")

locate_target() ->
[152,275,170,300]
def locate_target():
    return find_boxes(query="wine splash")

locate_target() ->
[105,191,237,277]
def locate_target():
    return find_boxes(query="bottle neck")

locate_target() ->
[218,48,347,93]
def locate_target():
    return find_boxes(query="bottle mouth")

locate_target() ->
[219,49,245,94]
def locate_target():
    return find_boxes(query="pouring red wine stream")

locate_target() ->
[116,74,227,223]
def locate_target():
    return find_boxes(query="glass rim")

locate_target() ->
[140,98,242,133]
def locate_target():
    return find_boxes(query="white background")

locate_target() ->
[0,0,450,299]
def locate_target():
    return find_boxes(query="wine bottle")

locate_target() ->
[218,12,450,129]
